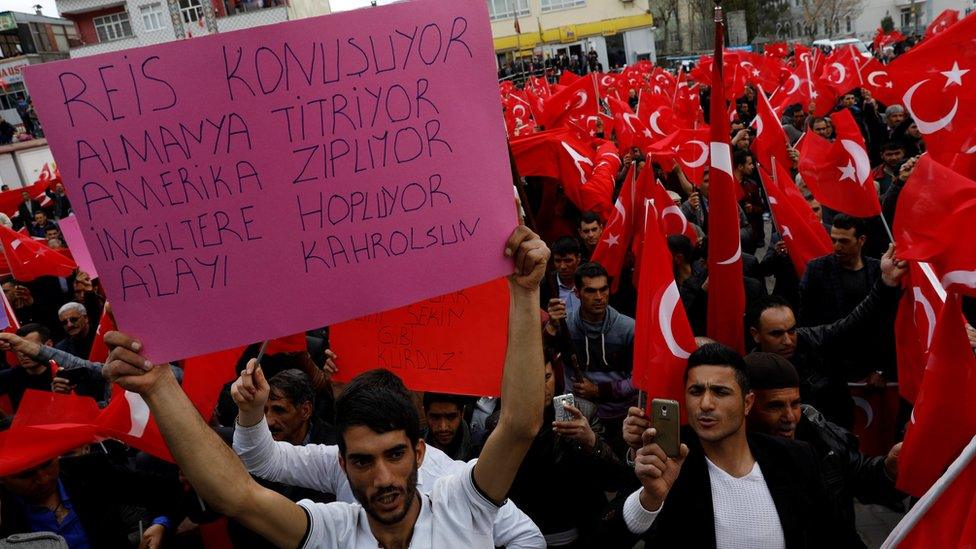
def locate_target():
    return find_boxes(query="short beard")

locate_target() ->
[359,462,419,526]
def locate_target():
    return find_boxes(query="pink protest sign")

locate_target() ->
[57,216,98,279]
[25,0,513,363]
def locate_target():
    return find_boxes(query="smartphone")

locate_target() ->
[57,367,90,385]
[552,393,575,423]
[652,399,680,459]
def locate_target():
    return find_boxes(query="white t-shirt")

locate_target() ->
[297,460,497,548]
[622,459,787,549]
[706,458,785,549]
[233,417,544,548]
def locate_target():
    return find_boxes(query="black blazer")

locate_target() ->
[601,430,853,548]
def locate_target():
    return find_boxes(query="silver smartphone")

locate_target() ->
[552,393,576,422]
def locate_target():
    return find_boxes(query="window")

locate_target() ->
[487,0,529,21]
[29,23,53,52]
[541,0,585,12]
[93,12,132,42]
[140,3,165,31]
[900,7,912,28]
[845,16,852,33]
[51,25,69,51]
[180,0,204,24]
[0,33,20,58]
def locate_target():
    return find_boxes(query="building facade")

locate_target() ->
[55,0,291,57]
[0,10,78,125]
[488,0,655,71]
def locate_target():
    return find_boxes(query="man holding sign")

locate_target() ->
[102,226,548,548]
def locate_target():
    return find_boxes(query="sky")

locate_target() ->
[6,0,60,16]
[328,0,400,12]
[3,0,399,17]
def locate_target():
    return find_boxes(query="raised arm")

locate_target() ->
[102,336,309,548]
[474,226,549,504]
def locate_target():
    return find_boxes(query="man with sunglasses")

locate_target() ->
[54,303,94,360]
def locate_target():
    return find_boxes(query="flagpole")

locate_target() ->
[881,434,976,548]
[878,211,895,245]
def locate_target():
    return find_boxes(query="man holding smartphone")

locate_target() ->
[608,343,847,547]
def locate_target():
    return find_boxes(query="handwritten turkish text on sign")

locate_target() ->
[331,278,509,396]
[25,0,513,363]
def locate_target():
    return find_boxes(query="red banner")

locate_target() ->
[331,278,510,396]
[849,382,902,456]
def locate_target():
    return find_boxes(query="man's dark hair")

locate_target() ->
[881,140,906,153]
[684,343,751,394]
[743,353,800,390]
[268,369,314,408]
[579,211,602,227]
[422,392,468,412]
[551,236,582,257]
[334,369,420,456]
[732,149,753,169]
[746,295,793,329]
[667,234,694,262]
[16,322,50,342]
[573,261,609,289]
[831,213,867,238]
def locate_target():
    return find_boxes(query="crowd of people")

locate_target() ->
[0,10,971,548]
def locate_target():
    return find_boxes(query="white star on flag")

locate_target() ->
[838,160,857,182]
[604,233,620,247]
[941,61,969,88]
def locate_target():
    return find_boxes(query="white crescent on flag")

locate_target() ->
[659,281,692,359]
[903,79,958,134]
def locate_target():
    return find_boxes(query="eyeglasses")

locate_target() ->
[60,316,83,326]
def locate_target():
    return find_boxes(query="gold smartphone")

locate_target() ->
[651,399,680,458]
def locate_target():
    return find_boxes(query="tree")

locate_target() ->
[650,0,682,53]
[801,0,864,39]
[880,14,895,32]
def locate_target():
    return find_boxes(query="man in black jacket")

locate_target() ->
[606,343,848,547]
[748,244,906,427]
[743,352,904,548]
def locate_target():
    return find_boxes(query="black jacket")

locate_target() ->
[601,430,850,548]
[797,405,903,548]
[799,254,881,327]
[487,398,632,543]
[0,453,183,548]
[791,279,901,428]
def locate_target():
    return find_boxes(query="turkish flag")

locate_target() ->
[0,390,100,475]
[705,21,746,353]
[750,85,791,171]
[897,293,976,497]
[263,333,308,355]
[96,346,245,462]
[648,177,697,245]
[885,12,976,177]
[502,92,535,137]
[759,164,832,277]
[798,109,881,217]
[873,28,906,51]
[736,51,785,92]
[608,97,654,152]
[591,163,637,293]
[772,65,810,113]
[857,56,901,107]
[87,303,115,364]
[539,74,599,129]
[632,197,696,406]
[673,82,704,127]
[925,9,960,40]
[894,155,976,294]
[894,262,946,403]
[820,45,866,96]
[646,127,711,187]
[849,383,902,457]
[897,454,976,548]
[0,224,77,281]
[558,70,581,86]
[765,42,789,58]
